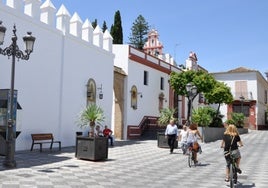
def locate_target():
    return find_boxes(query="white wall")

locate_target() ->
[0,1,114,150]
[113,45,178,139]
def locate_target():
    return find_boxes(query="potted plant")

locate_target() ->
[192,106,225,143]
[76,104,108,161]
[77,104,105,137]
[157,107,178,148]
[225,112,248,134]
[157,107,177,126]
[192,106,213,127]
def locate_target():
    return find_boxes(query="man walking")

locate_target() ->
[165,119,179,154]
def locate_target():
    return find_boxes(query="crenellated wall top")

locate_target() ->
[2,0,113,52]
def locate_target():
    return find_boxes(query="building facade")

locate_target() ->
[0,0,114,151]
[113,44,182,139]
[212,67,268,130]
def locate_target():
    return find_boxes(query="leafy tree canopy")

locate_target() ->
[205,81,233,105]
[169,70,216,100]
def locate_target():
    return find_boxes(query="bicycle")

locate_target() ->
[227,148,242,188]
[186,144,198,168]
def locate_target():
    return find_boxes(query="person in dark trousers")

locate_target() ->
[165,119,179,154]
[103,125,114,146]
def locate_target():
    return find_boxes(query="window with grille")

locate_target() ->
[160,77,164,90]
[144,71,148,85]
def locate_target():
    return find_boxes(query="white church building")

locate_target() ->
[0,0,114,151]
[0,0,187,151]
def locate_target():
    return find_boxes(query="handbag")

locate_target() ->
[192,142,199,151]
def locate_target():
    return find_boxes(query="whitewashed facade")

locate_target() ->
[113,45,182,139]
[0,0,114,151]
[212,67,268,130]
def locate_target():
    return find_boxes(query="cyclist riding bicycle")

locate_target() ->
[186,123,203,163]
[221,124,243,182]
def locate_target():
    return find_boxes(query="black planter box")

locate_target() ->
[76,136,108,161]
[157,132,178,148]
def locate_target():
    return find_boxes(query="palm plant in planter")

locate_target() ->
[157,107,177,126]
[78,104,105,137]
[157,107,178,148]
[76,104,108,161]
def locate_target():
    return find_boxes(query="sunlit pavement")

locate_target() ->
[0,130,266,188]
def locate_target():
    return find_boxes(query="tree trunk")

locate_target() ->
[89,121,95,137]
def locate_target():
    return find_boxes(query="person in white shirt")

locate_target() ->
[186,123,203,164]
[95,125,103,137]
[165,119,179,154]
[178,125,188,154]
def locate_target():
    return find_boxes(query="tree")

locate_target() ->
[170,70,216,124]
[205,81,233,122]
[102,21,108,33]
[128,15,149,50]
[110,10,123,44]
[170,70,234,127]
[92,19,97,29]
[169,70,216,101]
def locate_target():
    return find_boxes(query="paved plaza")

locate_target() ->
[0,130,267,188]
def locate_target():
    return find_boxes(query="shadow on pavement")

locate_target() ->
[0,140,144,170]
[0,147,74,171]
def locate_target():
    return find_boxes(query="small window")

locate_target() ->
[87,79,96,104]
[160,77,164,90]
[144,71,148,85]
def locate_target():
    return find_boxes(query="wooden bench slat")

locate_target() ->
[30,133,61,152]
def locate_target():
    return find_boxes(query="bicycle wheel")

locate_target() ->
[229,163,234,188]
[188,150,194,168]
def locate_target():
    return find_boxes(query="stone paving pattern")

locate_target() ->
[0,130,267,188]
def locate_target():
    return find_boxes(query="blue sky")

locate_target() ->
[52,0,268,75]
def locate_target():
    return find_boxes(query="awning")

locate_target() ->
[0,100,22,109]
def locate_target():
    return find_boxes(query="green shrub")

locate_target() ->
[225,112,245,128]
[157,107,177,126]
[192,106,224,127]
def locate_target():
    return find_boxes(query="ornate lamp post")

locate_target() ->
[0,21,35,168]
[186,83,197,125]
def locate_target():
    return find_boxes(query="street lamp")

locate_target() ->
[239,95,245,115]
[0,21,35,168]
[186,83,197,125]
